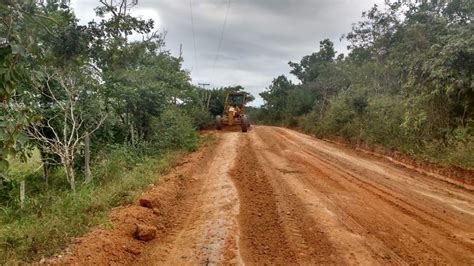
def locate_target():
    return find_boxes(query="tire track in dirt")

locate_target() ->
[54,133,243,265]
[254,126,474,264]
[249,129,386,264]
[52,137,223,265]
[134,133,242,265]
[275,127,473,208]
[272,127,474,239]
[231,129,382,264]
[229,134,301,265]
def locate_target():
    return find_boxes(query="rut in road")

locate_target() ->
[56,126,474,265]
[134,133,242,265]
[246,127,473,264]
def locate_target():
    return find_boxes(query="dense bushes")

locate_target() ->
[258,1,473,168]
[151,108,199,152]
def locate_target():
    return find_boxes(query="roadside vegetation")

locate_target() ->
[1,147,187,262]
[0,0,243,262]
[254,1,473,168]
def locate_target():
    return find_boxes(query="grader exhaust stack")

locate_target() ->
[215,92,250,132]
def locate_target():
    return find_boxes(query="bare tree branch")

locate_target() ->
[25,69,107,191]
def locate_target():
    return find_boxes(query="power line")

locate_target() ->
[212,0,232,72]
[189,0,198,72]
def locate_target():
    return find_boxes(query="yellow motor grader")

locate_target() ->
[215,92,250,132]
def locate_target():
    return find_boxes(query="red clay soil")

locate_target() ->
[229,136,299,264]
[50,126,474,265]
[320,135,474,190]
[51,138,221,265]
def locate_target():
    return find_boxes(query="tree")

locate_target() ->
[260,75,294,122]
[289,39,336,82]
[25,69,106,191]
[0,1,35,174]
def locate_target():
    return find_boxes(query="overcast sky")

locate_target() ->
[71,0,384,106]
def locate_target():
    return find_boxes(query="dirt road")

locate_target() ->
[60,126,474,265]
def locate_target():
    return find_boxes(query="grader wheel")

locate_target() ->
[241,115,249,132]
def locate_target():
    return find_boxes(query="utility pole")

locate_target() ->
[198,83,211,111]
[198,83,210,89]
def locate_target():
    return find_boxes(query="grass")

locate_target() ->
[419,137,474,169]
[0,139,208,263]
[6,149,43,179]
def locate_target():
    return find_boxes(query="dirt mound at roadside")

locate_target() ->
[49,141,215,265]
[51,181,182,264]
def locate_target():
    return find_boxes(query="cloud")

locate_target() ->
[71,0,385,106]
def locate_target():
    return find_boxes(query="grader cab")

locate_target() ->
[215,92,250,132]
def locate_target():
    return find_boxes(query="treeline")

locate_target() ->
[0,0,247,261]
[255,0,473,167]
[0,0,206,188]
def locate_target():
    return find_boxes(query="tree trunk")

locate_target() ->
[43,161,49,188]
[130,123,135,146]
[68,164,76,192]
[70,168,75,192]
[40,148,49,188]
[84,131,92,183]
[319,90,328,121]
[20,180,25,209]
[64,157,76,192]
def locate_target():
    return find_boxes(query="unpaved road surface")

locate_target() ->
[60,126,474,265]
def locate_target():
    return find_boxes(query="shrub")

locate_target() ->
[186,107,213,130]
[151,108,199,152]
[318,90,357,139]
[361,95,405,149]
